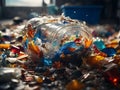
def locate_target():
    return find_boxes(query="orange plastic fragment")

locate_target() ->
[106,40,119,48]
[84,38,92,48]
[28,41,43,57]
[0,44,10,49]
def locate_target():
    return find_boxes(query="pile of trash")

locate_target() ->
[0,15,120,90]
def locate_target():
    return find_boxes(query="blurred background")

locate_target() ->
[0,0,120,25]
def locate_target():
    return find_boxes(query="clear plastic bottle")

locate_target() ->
[24,16,93,60]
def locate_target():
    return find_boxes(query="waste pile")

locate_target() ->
[0,15,120,90]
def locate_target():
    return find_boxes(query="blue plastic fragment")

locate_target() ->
[41,57,52,66]
[101,48,116,57]
[23,39,29,49]
[94,40,106,50]
[1,53,7,66]
[53,41,84,61]
[59,42,83,54]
